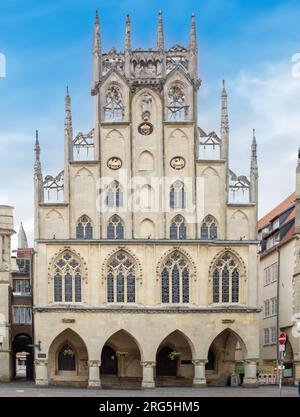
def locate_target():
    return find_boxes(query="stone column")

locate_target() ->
[88,360,101,388]
[294,361,300,386]
[243,359,258,387]
[141,361,156,388]
[192,360,207,387]
[35,360,48,386]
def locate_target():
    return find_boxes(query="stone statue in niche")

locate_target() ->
[141,93,152,121]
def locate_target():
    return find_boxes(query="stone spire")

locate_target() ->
[64,87,72,203]
[18,222,28,249]
[220,80,229,161]
[250,129,258,204]
[157,11,164,51]
[65,86,73,148]
[189,13,198,78]
[92,10,101,89]
[125,14,131,51]
[34,130,42,181]
[189,13,197,51]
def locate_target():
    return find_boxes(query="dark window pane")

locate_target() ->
[127,273,135,303]
[107,223,115,239]
[85,223,93,239]
[170,190,175,209]
[232,270,239,303]
[210,224,217,239]
[65,273,72,302]
[76,223,84,239]
[116,223,124,239]
[54,274,62,302]
[170,223,177,239]
[161,268,169,303]
[116,272,124,302]
[213,270,219,303]
[222,267,229,303]
[201,224,208,239]
[75,273,81,302]
[182,269,189,303]
[179,223,186,240]
[172,266,180,303]
[107,273,114,302]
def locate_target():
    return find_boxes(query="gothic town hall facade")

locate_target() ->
[33,12,260,388]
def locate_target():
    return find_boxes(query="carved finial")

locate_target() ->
[18,222,28,249]
[189,13,197,51]
[92,10,101,87]
[220,80,229,161]
[34,130,42,180]
[125,14,131,51]
[157,10,164,51]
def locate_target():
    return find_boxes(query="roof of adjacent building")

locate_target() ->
[258,191,296,257]
[258,192,295,230]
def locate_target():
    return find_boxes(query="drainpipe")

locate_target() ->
[276,246,281,363]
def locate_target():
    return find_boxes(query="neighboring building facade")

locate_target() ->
[11,224,34,380]
[0,205,15,381]
[258,157,300,385]
[33,12,260,388]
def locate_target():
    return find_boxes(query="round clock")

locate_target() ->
[138,122,153,136]
[170,156,186,170]
[107,157,122,170]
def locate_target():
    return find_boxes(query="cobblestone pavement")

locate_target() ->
[0,381,298,397]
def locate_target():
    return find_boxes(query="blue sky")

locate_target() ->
[0,0,300,247]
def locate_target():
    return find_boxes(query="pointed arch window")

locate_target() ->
[107,215,124,239]
[104,84,124,121]
[106,251,136,303]
[201,215,218,240]
[170,180,186,209]
[167,84,188,121]
[58,343,76,371]
[170,215,186,240]
[53,252,82,303]
[76,215,93,239]
[106,181,123,208]
[161,251,190,303]
[212,252,240,304]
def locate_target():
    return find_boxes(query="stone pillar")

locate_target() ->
[35,360,48,386]
[243,359,258,387]
[294,361,300,386]
[88,360,101,388]
[141,361,156,388]
[192,360,207,387]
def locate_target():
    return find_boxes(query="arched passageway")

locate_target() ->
[48,329,89,387]
[205,329,247,386]
[100,330,142,389]
[155,330,194,387]
[12,334,34,380]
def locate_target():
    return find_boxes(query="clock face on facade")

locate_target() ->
[138,122,153,136]
[170,156,186,170]
[107,157,122,170]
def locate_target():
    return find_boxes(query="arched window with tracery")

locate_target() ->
[107,215,124,239]
[58,343,76,371]
[53,251,82,303]
[106,181,123,208]
[76,215,93,239]
[170,180,186,209]
[170,215,186,240]
[201,215,218,240]
[212,252,241,304]
[106,251,136,303]
[167,84,188,121]
[104,84,124,121]
[161,251,190,303]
